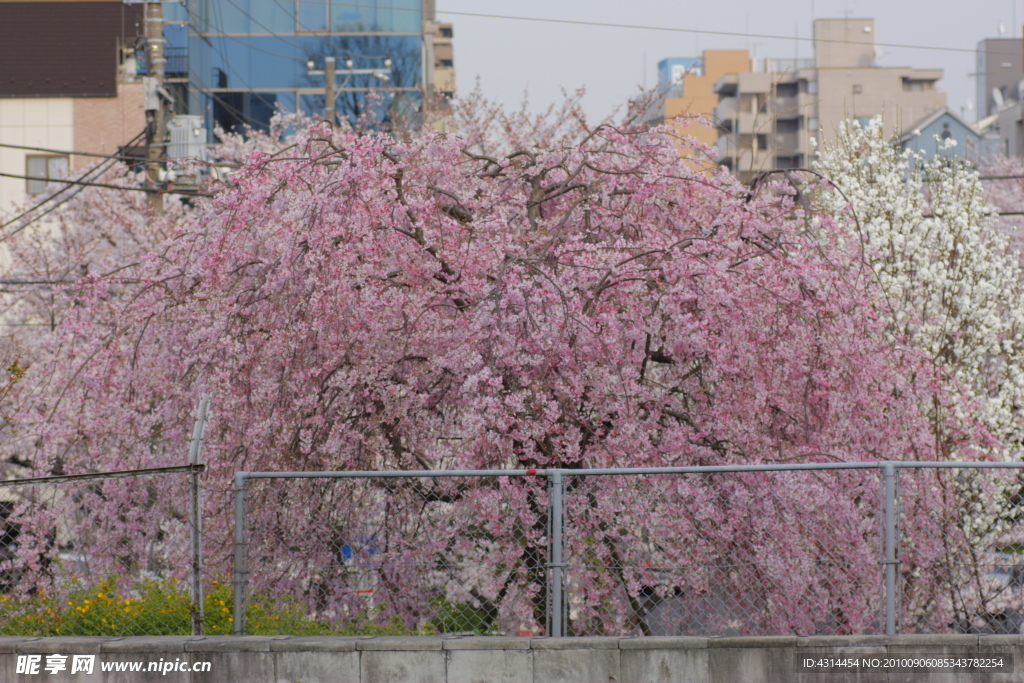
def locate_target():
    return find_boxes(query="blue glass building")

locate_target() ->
[163,0,431,134]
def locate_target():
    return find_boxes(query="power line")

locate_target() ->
[0,172,155,193]
[0,142,146,164]
[316,2,1020,59]
[0,130,147,233]
[0,140,242,169]
[0,166,115,234]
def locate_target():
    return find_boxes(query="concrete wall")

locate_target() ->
[814,18,876,69]
[2,635,1023,682]
[815,66,946,143]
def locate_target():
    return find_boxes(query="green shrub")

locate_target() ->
[0,577,412,636]
[429,595,496,634]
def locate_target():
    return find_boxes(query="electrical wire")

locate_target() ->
[0,141,241,169]
[313,2,1021,59]
[0,172,154,193]
[0,130,147,233]
[0,142,147,164]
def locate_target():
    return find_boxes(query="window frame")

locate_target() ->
[25,154,70,195]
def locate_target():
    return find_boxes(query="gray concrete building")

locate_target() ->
[975,38,1023,119]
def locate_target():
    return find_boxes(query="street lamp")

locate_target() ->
[306,55,395,125]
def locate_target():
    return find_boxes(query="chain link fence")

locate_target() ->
[232,462,1024,637]
[0,466,204,636]
[897,466,1024,634]
[233,472,551,636]
[559,467,883,636]
[4,460,1023,637]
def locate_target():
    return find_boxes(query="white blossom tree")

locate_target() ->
[813,118,1024,462]
[813,118,1024,631]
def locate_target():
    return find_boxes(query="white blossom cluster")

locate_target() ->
[813,117,1024,461]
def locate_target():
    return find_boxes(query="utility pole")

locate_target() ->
[423,19,438,118]
[145,0,165,213]
[324,56,337,127]
[307,56,392,128]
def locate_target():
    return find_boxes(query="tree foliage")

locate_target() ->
[812,118,1024,629]
[0,111,1002,634]
[813,118,1024,459]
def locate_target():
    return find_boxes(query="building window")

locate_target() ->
[775,154,801,169]
[293,0,421,33]
[852,84,862,94]
[776,118,800,133]
[756,134,768,150]
[902,78,934,92]
[775,82,798,98]
[25,155,69,195]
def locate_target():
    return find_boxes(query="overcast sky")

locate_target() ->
[438,0,1022,124]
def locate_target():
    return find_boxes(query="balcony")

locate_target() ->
[165,47,188,80]
[139,47,188,81]
[713,97,738,124]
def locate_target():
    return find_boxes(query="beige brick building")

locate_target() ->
[0,0,146,216]
[0,84,146,215]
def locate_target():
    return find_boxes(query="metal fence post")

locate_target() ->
[187,393,211,636]
[881,462,900,636]
[548,469,565,637]
[233,472,249,636]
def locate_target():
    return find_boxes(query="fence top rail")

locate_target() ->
[0,464,205,488]
[234,460,1024,483]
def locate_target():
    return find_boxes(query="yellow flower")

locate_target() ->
[96,593,105,599]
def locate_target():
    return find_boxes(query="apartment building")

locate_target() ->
[713,18,946,178]
[976,38,1023,119]
[654,51,752,151]
[971,37,1024,159]
[432,23,456,100]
